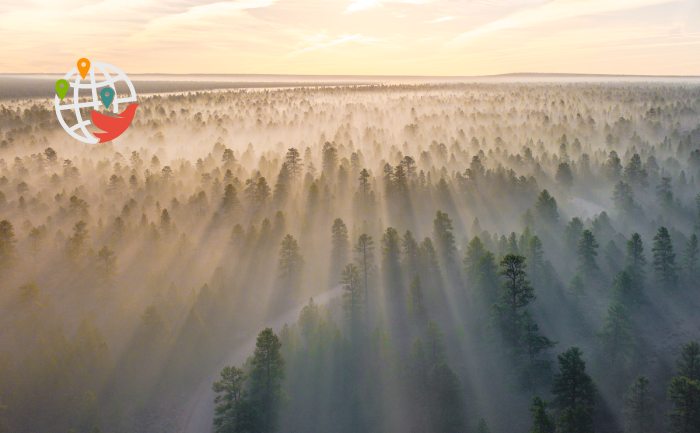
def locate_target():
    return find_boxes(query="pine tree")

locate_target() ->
[249,328,285,433]
[535,190,559,224]
[626,233,646,290]
[497,254,534,346]
[401,230,420,274]
[530,396,555,433]
[213,366,250,433]
[341,264,363,328]
[623,376,653,433]
[408,275,427,322]
[67,220,89,261]
[433,211,457,268]
[330,218,349,281]
[354,234,375,312]
[476,252,500,304]
[321,142,338,177]
[683,234,699,284]
[668,342,700,433]
[657,177,673,208]
[284,147,303,180]
[527,236,545,287]
[0,220,16,271]
[598,302,633,368]
[464,236,486,286]
[278,234,304,291]
[555,162,574,188]
[381,227,402,293]
[613,181,636,215]
[613,270,641,305]
[272,163,290,205]
[624,153,647,186]
[552,347,596,433]
[577,230,599,276]
[652,227,678,289]
[565,217,584,253]
[97,246,116,280]
[604,150,622,181]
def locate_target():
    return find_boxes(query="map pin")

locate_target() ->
[55,79,69,99]
[100,87,115,108]
[77,58,90,79]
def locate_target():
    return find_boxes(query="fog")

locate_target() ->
[0,81,699,433]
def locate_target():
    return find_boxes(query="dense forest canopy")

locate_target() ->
[0,82,699,433]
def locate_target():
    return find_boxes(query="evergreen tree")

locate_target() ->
[408,275,427,322]
[683,234,699,284]
[598,302,633,368]
[341,264,363,328]
[278,234,304,291]
[401,230,420,274]
[530,396,555,433]
[330,218,349,281]
[565,217,584,253]
[433,211,457,268]
[284,147,303,180]
[249,328,285,433]
[0,220,16,271]
[527,236,545,287]
[677,341,700,380]
[656,177,673,208]
[623,376,653,433]
[497,254,534,346]
[577,230,599,276]
[613,181,636,215]
[381,227,402,293]
[668,342,700,433]
[321,142,338,177]
[213,366,251,433]
[555,162,574,188]
[535,190,559,224]
[626,233,646,290]
[464,236,486,286]
[613,270,641,305]
[476,251,500,304]
[67,220,89,261]
[604,150,622,181]
[652,227,678,289]
[624,153,647,186]
[97,246,117,280]
[552,347,595,433]
[354,234,375,312]
[272,163,290,205]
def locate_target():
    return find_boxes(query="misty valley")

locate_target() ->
[0,81,699,433]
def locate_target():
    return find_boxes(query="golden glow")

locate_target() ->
[0,0,698,75]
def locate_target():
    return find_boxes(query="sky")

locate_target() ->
[0,0,699,75]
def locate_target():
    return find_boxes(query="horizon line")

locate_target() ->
[3,71,700,79]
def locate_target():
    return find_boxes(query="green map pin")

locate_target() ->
[55,79,69,99]
[100,87,115,108]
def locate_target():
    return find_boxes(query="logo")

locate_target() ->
[54,58,138,144]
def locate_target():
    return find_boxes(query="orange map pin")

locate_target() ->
[77,58,90,79]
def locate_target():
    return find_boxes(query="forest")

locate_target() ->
[0,81,699,433]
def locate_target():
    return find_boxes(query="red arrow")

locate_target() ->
[90,103,138,143]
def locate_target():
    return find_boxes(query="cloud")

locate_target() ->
[453,0,680,44]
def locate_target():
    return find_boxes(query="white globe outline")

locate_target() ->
[54,61,137,144]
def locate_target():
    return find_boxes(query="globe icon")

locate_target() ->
[54,61,137,144]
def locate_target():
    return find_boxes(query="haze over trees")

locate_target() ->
[0,81,699,433]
